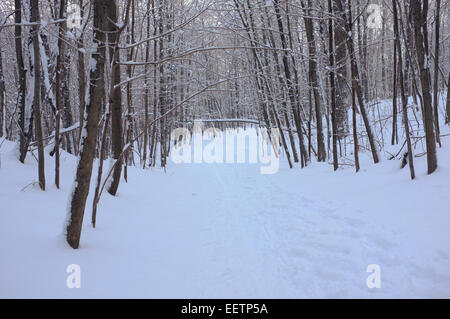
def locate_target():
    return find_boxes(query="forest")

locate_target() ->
[0,0,450,298]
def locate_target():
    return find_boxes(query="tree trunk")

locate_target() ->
[286,1,309,165]
[92,111,111,228]
[410,0,437,174]
[446,72,450,124]
[142,0,151,169]
[16,0,28,163]
[55,0,67,189]
[433,0,441,146]
[352,87,360,172]
[77,0,86,153]
[394,0,415,180]
[66,0,108,249]
[301,0,326,162]
[272,0,299,163]
[30,0,45,190]
[336,0,379,164]
[392,39,398,145]
[333,1,349,140]
[106,0,124,196]
[328,0,338,171]
[0,41,4,138]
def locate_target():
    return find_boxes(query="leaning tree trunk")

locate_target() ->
[336,0,379,164]
[66,0,108,249]
[92,111,111,228]
[351,87,360,172]
[410,0,437,174]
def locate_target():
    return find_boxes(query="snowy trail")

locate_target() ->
[1,137,450,298]
[108,160,449,298]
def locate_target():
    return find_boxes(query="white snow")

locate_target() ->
[1,98,450,298]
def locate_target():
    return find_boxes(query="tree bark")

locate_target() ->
[301,0,326,162]
[285,2,309,166]
[0,41,4,138]
[77,0,86,153]
[55,0,67,189]
[394,0,415,180]
[333,1,349,140]
[433,0,441,146]
[336,0,379,164]
[328,0,338,171]
[66,0,108,249]
[392,38,398,145]
[272,0,299,163]
[92,111,111,228]
[16,0,28,163]
[106,0,124,196]
[410,0,437,174]
[142,0,151,169]
[30,0,45,190]
[446,72,450,124]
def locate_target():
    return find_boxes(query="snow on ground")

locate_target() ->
[1,101,450,298]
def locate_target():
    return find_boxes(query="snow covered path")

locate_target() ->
[1,137,450,298]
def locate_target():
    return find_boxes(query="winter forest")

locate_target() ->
[0,0,450,298]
